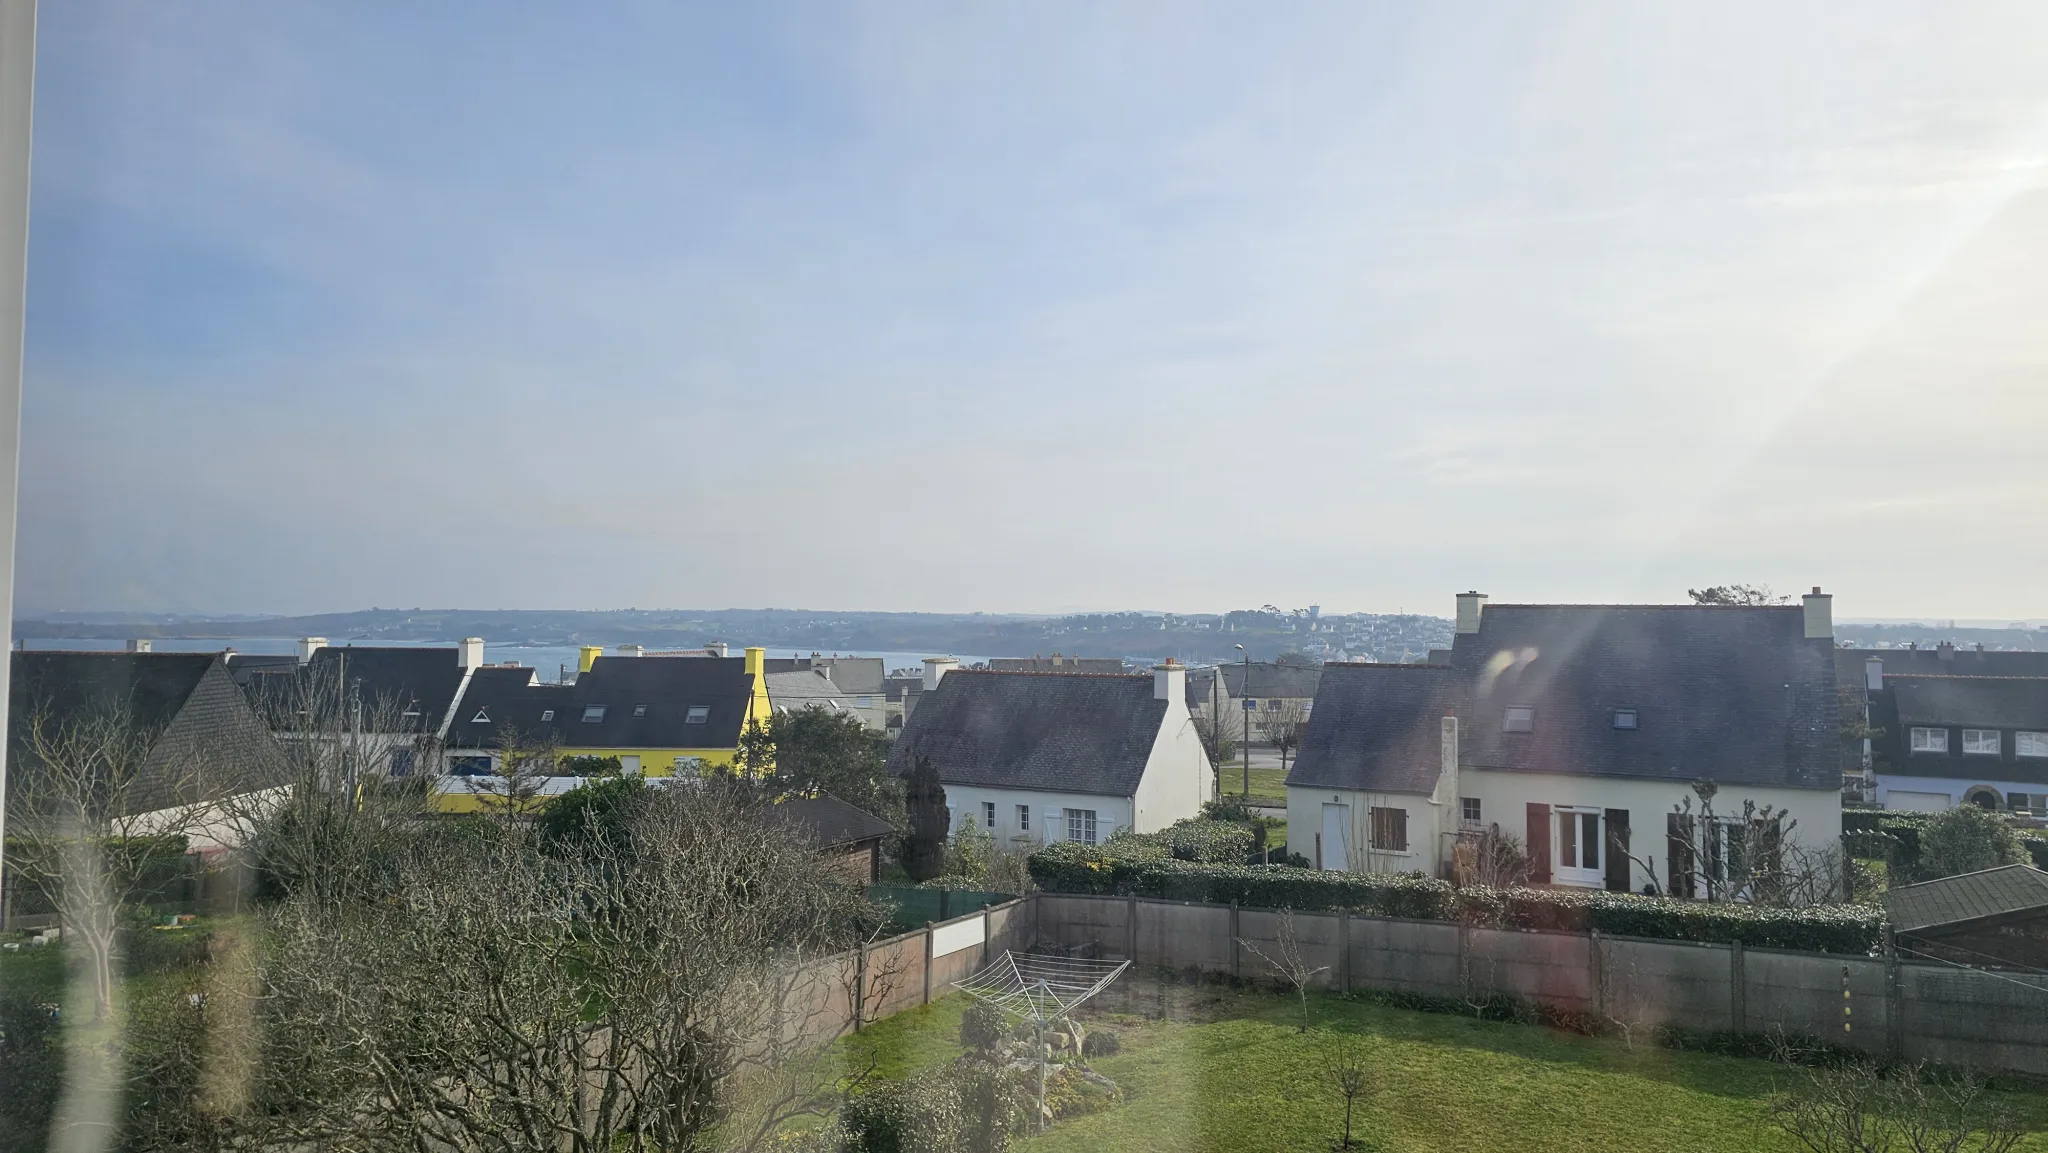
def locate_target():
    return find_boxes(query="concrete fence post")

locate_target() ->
[1127,894,1138,962]
[1883,926,1903,1059]
[1338,908,1351,994]
[1589,929,1605,1018]
[1729,940,1746,1034]
[982,903,992,969]
[1230,902,1241,980]
[922,922,934,1006]
[853,945,868,1033]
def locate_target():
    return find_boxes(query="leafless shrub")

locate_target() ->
[1768,1061,2024,1153]
[1239,910,1329,1033]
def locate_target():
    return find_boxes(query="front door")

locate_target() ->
[1321,803,1351,872]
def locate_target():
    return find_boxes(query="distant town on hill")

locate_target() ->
[16,605,2048,665]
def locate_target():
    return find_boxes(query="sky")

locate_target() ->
[17,2,2048,620]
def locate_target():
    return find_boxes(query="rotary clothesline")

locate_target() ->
[954,950,1130,1026]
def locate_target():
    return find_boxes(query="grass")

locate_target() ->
[836,987,2048,1153]
[1225,766,1289,805]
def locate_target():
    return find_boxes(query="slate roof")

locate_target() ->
[1887,865,2048,935]
[765,656,885,694]
[1841,647,2048,682]
[445,655,754,750]
[1221,662,1322,701]
[1287,665,1458,794]
[303,646,469,730]
[9,652,288,815]
[772,795,895,848]
[767,668,854,709]
[1287,604,1839,794]
[1891,676,2048,730]
[989,657,1126,675]
[886,671,1168,797]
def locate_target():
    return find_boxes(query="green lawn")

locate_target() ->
[837,989,2048,1153]
[1223,765,1289,805]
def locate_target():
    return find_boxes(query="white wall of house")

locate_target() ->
[1283,786,1445,875]
[1877,774,2047,813]
[1132,678,1215,833]
[1288,769,1843,893]
[943,786,1134,848]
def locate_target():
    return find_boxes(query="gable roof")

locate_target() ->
[9,652,288,815]
[886,670,1168,797]
[1842,647,2048,682]
[1288,603,1839,794]
[1887,865,2048,936]
[446,655,754,750]
[1221,662,1322,701]
[1890,675,2048,730]
[772,795,895,849]
[1287,665,1458,794]
[303,646,469,730]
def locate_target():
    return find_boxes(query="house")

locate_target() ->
[771,795,895,883]
[766,662,887,730]
[1188,661,1322,742]
[1852,653,2048,814]
[1886,864,2048,970]
[886,661,1213,846]
[8,651,289,847]
[989,655,1125,674]
[1286,589,1843,893]
[437,647,773,800]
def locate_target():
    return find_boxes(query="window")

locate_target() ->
[1017,804,1030,832]
[1555,808,1601,882]
[1064,808,1098,845]
[539,709,554,722]
[632,703,648,717]
[2020,732,2048,759]
[1503,706,1535,733]
[1460,797,1482,824]
[982,801,996,829]
[470,706,490,724]
[685,705,710,724]
[1910,726,1949,753]
[2007,793,2048,814]
[1963,729,2001,755]
[1370,806,1408,852]
[581,705,607,723]
[1612,708,1638,730]
[449,755,493,776]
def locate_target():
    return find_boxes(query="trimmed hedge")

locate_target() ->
[1028,843,1886,954]
[1848,809,2048,881]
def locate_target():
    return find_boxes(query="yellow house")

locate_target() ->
[435,646,773,812]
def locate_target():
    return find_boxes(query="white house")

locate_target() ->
[1286,589,1846,895]
[887,661,1214,846]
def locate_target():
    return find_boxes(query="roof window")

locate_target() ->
[685,705,711,724]
[582,705,607,724]
[1502,706,1535,733]
[632,703,648,717]
[1612,708,1638,730]
[539,709,554,722]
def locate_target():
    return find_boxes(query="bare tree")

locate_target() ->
[1260,699,1310,774]
[1623,780,1843,906]
[1768,1061,2024,1153]
[1315,1031,1379,1151]
[1687,584,1792,606]
[7,703,226,1021]
[1452,825,1530,889]
[238,778,883,1152]
[1239,910,1329,1033]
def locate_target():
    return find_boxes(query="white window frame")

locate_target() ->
[1909,726,1949,753]
[581,705,607,724]
[1017,804,1031,833]
[1503,706,1536,733]
[539,709,554,722]
[1460,796,1481,825]
[1064,808,1098,845]
[1553,806,1602,887]
[982,801,997,830]
[1962,729,2002,756]
[684,705,710,724]
[2018,731,2048,759]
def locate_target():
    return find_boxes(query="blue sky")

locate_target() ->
[19,2,2048,619]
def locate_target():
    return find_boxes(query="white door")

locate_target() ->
[1887,790,1951,812]
[619,755,641,776]
[1320,803,1351,872]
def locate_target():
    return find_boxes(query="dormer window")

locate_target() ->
[582,705,607,724]
[1502,706,1535,733]
[632,704,648,718]
[1612,709,1639,731]
[685,705,711,724]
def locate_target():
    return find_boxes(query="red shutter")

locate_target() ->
[1526,803,1551,884]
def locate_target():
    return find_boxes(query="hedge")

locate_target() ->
[1028,843,1886,954]
[1847,810,2048,879]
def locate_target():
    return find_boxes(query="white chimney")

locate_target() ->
[1937,640,1955,662]
[923,656,959,692]
[1153,659,1185,703]
[1455,591,1488,635]
[616,644,644,658]
[1802,587,1833,640]
[459,637,485,670]
[1438,713,1460,811]
[126,639,151,654]
[708,641,729,658]
[297,637,327,665]
[1864,656,1883,691]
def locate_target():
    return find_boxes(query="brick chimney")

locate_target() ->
[1455,591,1488,635]
[1802,587,1833,640]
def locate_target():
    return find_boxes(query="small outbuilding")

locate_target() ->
[773,795,895,883]
[1886,864,2048,971]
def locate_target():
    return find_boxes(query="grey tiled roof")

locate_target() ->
[1286,604,1839,794]
[772,795,895,848]
[886,671,1168,798]
[447,656,755,750]
[1221,663,1322,701]
[1887,865,2048,935]
[303,646,469,730]
[1286,665,1457,794]
[1891,676,2048,730]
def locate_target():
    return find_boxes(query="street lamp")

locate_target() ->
[1236,643,1250,800]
